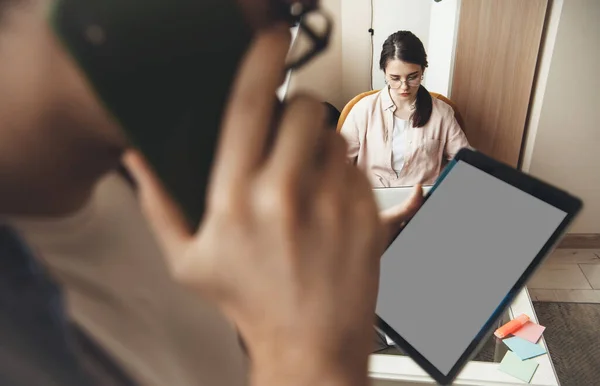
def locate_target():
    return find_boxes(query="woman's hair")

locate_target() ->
[379,31,432,128]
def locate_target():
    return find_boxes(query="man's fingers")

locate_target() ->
[211,24,291,192]
[380,184,424,224]
[318,132,350,188]
[380,184,424,244]
[267,96,328,182]
[123,151,192,264]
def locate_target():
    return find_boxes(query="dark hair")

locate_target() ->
[0,0,19,23]
[379,31,432,128]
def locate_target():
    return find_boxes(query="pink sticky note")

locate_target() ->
[513,321,546,343]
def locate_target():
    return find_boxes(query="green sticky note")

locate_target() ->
[499,351,539,383]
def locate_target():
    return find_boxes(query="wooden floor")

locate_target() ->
[529,249,600,303]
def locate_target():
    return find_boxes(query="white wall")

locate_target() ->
[523,0,600,233]
[341,0,372,104]
[426,0,460,96]
[286,0,344,109]
[521,0,564,173]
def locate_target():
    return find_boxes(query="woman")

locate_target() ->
[341,31,469,187]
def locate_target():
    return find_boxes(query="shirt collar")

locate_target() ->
[380,87,396,112]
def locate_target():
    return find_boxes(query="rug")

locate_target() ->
[374,302,600,385]
[532,302,600,386]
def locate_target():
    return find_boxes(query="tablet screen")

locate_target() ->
[376,160,567,377]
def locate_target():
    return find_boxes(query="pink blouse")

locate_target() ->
[340,89,470,187]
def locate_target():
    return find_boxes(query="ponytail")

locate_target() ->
[411,85,433,128]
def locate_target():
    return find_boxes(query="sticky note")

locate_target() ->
[499,351,539,383]
[513,321,546,343]
[503,336,547,360]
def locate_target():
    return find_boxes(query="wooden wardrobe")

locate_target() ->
[450,0,549,167]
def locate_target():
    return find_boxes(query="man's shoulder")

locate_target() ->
[0,225,134,385]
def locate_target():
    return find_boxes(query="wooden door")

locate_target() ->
[451,0,548,167]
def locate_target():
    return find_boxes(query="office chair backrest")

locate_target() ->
[336,90,379,132]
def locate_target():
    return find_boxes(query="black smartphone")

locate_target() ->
[49,0,324,227]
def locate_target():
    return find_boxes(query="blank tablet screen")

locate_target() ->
[376,160,567,376]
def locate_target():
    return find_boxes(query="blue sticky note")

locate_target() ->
[503,336,546,360]
[499,351,539,383]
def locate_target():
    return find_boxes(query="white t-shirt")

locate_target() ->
[7,173,248,386]
[392,116,409,173]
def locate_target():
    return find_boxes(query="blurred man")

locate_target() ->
[0,1,421,385]
[0,1,247,384]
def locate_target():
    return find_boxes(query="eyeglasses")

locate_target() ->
[387,76,423,89]
[284,3,332,70]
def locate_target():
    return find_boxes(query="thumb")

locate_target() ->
[122,150,192,265]
[379,184,424,246]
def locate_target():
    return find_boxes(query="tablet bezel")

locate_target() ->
[376,148,582,385]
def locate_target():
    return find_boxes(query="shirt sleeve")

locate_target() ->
[339,107,361,164]
[444,112,470,160]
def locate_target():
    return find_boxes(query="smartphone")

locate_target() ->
[49,0,318,227]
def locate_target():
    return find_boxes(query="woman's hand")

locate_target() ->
[124,24,404,386]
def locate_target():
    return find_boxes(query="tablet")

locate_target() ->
[376,148,582,385]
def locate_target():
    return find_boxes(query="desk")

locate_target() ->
[370,188,559,386]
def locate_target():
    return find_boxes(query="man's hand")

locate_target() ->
[380,185,423,247]
[237,0,320,30]
[125,24,382,386]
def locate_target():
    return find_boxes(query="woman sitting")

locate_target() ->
[340,31,469,188]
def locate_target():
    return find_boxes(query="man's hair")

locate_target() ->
[0,1,11,22]
[0,0,22,21]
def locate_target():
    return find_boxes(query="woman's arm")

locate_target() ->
[339,108,362,164]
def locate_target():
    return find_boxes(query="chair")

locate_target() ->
[336,90,379,132]
[323,102,341,130]
[336,90,465,132]
[429,92,466,131]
